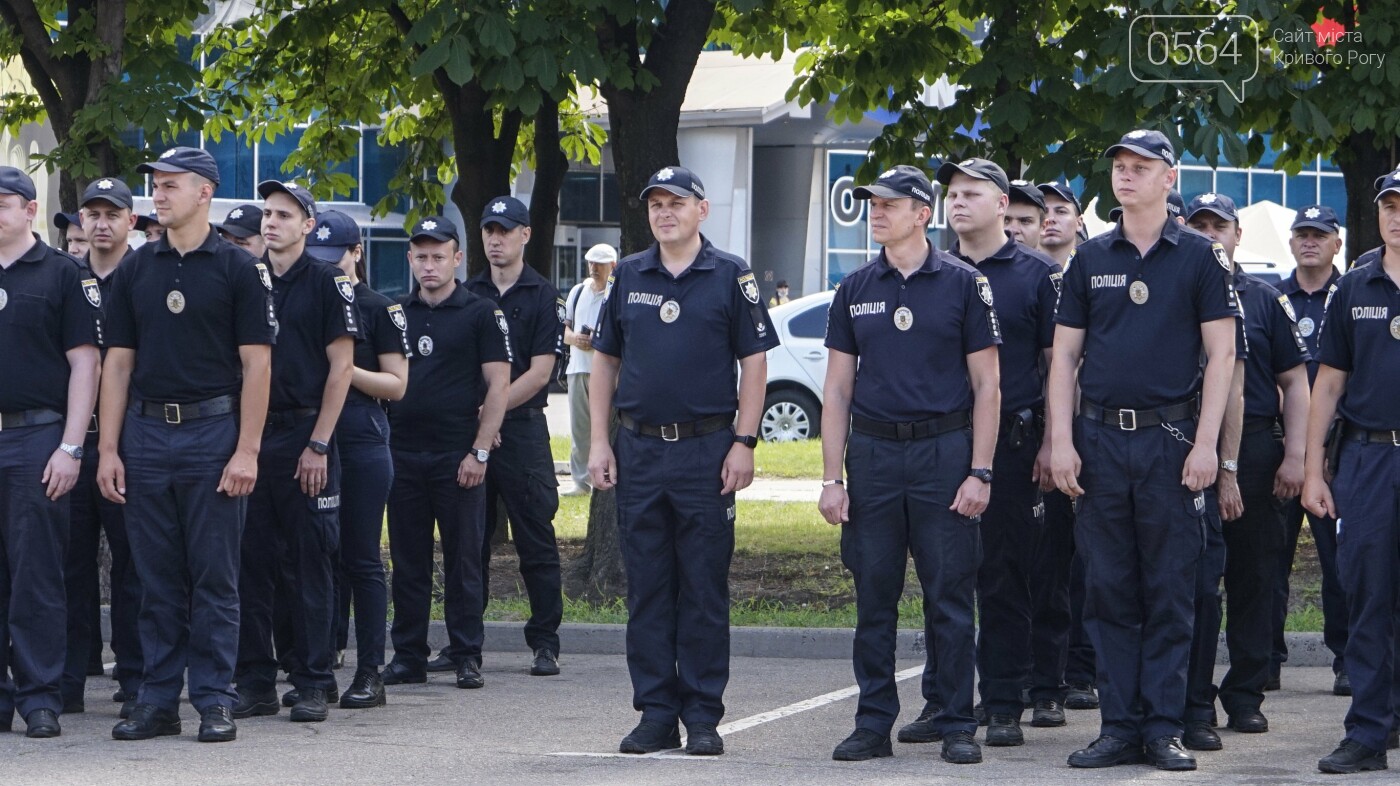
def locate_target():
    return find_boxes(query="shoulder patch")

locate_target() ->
[1323,283,1338,312]
[254,262,273,291]
[1211,243,1231,271]
[556,296,567,323]
[1062,249,1075,273]
[334,275,355,303]
[1276,294,1297,322]
[81,278,101,308]
[494,308,510,335]
[975,275,995,307]
[387,303,407,332]
[1048,270,1063,296]
[738,272,760,305]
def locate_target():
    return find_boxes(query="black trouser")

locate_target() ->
[334,403,392,670]
[1065,545,1097,688]
[475,411,561,654]
[1029,488,1075,703]
[1218,428,1287,716]
[1185,489,1224,724]
[1276,499,1347,674]
[387,448,486,669]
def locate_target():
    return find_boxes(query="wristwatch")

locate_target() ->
[734,434,758,449]
[969,467,993,484]
[307,439,330,456]
[1220,459,1239,472]
[59,442,84,460]
[821,478,844,487]
[473,448,490,464]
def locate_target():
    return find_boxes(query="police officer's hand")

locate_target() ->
[1050,442,1084,497]
[1032,440,1056,492]
[1302,474,1336,519]
[218,447,259,497]
[1273,455,1305,500]
[1217,472,1244,521]
[97,450,126,504]
[458,453,487,488]
[818,484,849,525]
[951,476,990,518]
[296,449,328,497]
[42,448,82,500]
[1182,445,1218,492]
[721,444,755,494]
[588,444,617,491]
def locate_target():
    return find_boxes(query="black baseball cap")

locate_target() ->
[217,204,263,239]
[306,209,362,262]
[1374,169,1400,202]
[1291,204,1341,233]
[0,166,36,201]
[639,166,706,200]
[53,212,82,231]
[137,146,221,185]
[480,195,530,229]
[1104,129,1176,166]
[936,157,1010,194]
[1037,181,1082,213]
[1167,190,1186,217]
[853,164,936,204]
[410,215,459,244]
[80,177,135,211]
[1008,179,1046,211]
[1185,192,1239,223]
[257,180,316,218]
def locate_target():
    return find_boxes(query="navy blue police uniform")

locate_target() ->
[825,169,1001,742]
[465,197,565,665]
[384,217,512,682]
[62,176,144,713]
[105,151,277,719]
[0,171,100,731]
[233,181,358,715]
[1055,166,1239,749]
[592,218,778,732]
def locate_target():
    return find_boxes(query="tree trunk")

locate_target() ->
[525,95,568,280]
[1337,129,1390,262]
[440,80,520,277]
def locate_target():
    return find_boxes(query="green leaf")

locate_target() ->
[412,36,453,78]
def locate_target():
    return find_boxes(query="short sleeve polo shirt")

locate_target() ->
[465,264,564,411]
[1235,272,1309,419]
[1316,262,1400,430]
[0,237,100,412]
[266,253,360,411]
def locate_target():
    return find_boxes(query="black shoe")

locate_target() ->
[119,698,136,719]
[61,697,84,714]
[1064,683,1099,710]
[685,722,724,755]
[619,720,681,754]
[896,704,943,743]
[1334,670,1352,696]
[456,659,484,689]
[197,706,237,742]
[282,686,340,707]
[231,687,279,719]
[426,652,457,672]
[1068,735,1146,768]
[985,715,1024,747]
[972,701,987,726]
[832,728,893,761]
[1146,736,1197,771]
[380,661,427,685]
[289,688,329,722]
[1318,739,1387,774]
[112,688,128,703]
[1031,699,1066,727]
[1226,711,1268,733]
[1182,721,1222,751]
[112,704,181,740]
[942,730,982,764]
[530,648,560,676]
[24,709,61,739]
[340,670,386,709]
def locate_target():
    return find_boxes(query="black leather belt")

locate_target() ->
[265,408,320,429]
[1343,425,1400,447]
[851,410,971,441]
[504,407,544,421]
[1079,398,1197,431]
[1242,417,1278,436]
[0,408,63,431]
[619,412,731,441]
[137,395,238,424]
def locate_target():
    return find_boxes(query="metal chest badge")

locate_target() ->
[417,335,434,356]
[166,290,186,314]
[1391,315,1400,340]
[1129,280,1150,305]
[0,288,7,311]
[893,306,913,331]
[1298,316,1315,337]
[659,300,681,323]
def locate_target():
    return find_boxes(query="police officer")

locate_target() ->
[1004,179,1046,250]
[230,181,355,723]
[217,204,266,258]
[1049,130,1238,771]
[0,166,101,738]
[589,165,776,757]
[1037,181,1084,269]
[1274,204,1348,694]
[101,147,274,743]
[54,211,90,257]
[61,177,144,717]
[135,211,163,244]
[381,216,510,691]
[307,209,408,708]
[465,196,565,676]
[818,164,999,765]
[1184,193,1310,745]
[1302,169,1400,774]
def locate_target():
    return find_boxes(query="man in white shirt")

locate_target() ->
[562,243,616,494]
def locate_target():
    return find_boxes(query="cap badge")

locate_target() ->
[96,179,113,190]
[960,159,975,166]
[159,149,177,159]
[656,167,675,182]
[1126,129,1150,139]
[1010,179,1030,186]
[285,183,299,189]
[1200,193,1217,204]
[1305,207,1321,219]
[492,201,507,214]
[421,220,438,231]
[879,168,898,179]
[229,208,244,220]
[316,226,332,241]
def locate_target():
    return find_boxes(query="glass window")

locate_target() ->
[1285,174,1317,209]
[1319,176,1347,218]
[601,173,621,223]
[367,237,409,298]
[1214,170,1247,206]
[207,133,255,200]
[1179,169,1213,201]
[362,129,409,214]
[1250,171,1283,205]
[560,171,600,223]
[787,302,831,338]
[257,128,306,184]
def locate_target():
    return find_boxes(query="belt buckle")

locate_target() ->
[660,423,680,442]
[896,422,915,440]
[163,403,182,425]
[1117,409,1137,431]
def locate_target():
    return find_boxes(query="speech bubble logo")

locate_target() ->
[1129,14,1261,102]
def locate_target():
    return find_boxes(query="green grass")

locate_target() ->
[549,434,825,480]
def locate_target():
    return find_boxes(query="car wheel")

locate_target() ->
[761,390,820,442]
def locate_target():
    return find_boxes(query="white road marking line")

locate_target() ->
[550,664,923,758]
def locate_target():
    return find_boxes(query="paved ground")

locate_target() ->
[5,655,1382,785]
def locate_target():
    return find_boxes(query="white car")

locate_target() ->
[761,290,834,441]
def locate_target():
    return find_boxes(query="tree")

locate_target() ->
[0,0,211,209]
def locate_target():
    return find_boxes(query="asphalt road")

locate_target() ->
[4,654,1382,786]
